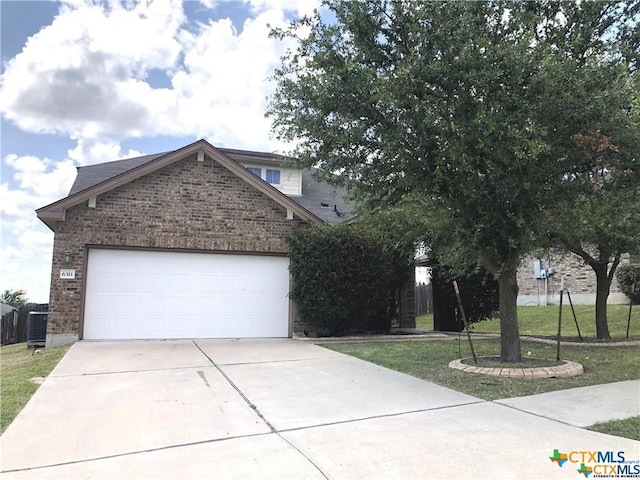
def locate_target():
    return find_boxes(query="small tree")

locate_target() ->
[0,289,28,308]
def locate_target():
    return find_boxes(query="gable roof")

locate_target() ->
[37,139,354,230]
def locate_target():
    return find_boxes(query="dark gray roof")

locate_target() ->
[69,152,169,195]
[296,169,355,224]
[67,146,355,225]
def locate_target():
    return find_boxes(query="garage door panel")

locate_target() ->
[84,250,289,339]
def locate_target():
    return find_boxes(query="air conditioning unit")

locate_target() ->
[27,312,47,348]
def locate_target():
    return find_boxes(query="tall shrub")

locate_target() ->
[289,224,409,336]
[431,260,499,332]
[616,264,640,304]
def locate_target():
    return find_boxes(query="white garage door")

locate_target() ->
[84,249,290,339]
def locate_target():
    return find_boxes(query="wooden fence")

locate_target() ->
[415,283,432,316]
[1,304,48,346]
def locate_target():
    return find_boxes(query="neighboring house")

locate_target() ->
[416,251,637,308]
[37,139,397,347]
[516,252,638,306]
[1,303,16,316]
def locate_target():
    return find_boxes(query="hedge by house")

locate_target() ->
[431,259,499,332]
[616,264,640,304]
[289,223,413,336]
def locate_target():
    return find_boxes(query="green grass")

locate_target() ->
[416,305,640,339]
[416,313,433,330]
[1,343,70,434]
[587,416,640,441]
[323,338,640,400]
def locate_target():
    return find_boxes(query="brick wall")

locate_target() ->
[516,251,635,306]
[47,154,307,342]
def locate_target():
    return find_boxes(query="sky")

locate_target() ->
[0,0,323,303]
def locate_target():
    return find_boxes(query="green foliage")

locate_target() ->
[270,1,637,271]
[431,261,499,330]
[269,0,639,359]
[616,264,640,304]
[288,223,412,336]
[0,289,28,308]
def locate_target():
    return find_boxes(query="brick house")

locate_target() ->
[37,139,415,347]
[516,252,638,306]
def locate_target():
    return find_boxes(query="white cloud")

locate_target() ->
[0,0,185,139]
[0,152,75,301]
[0,0,325,303]
[168,8,300,149]
[0,0,312,151]
[0,211,54,303]
[67,138,143,166]
[1,140,149,222]
[4,154,77,201]
[0,240,53,303]
[0,141,142,303]
[246,0,321,17]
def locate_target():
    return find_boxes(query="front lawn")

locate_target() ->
[587,416,640,441]
[1,343,70,434]
[417,305,639,339]
[323,338,639,400]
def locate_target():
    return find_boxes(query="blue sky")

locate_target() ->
[1,0,321,302]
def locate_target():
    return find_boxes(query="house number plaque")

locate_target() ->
[60,269,76,279]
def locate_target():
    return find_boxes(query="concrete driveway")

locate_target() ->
[0,339,638,479]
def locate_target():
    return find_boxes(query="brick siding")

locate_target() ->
[47,154,306,339]
[516,251,635,305]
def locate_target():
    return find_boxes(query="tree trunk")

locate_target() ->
[569,248,619,340]
[498,263,522,362]
[593,264,612,339]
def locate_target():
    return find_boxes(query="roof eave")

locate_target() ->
[36,139,326,228]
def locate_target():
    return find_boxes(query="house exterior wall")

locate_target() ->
[242,164,302,196]
[516,251,635,306]
[46,153,307,347]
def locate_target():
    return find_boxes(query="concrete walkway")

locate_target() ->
[496,380,640,427]
[0,339,638,479]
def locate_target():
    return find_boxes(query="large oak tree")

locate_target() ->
[268,0,639,361]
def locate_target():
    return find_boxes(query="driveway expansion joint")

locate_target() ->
[275,400,487,434]
[0,432,275,475]
[192,340,276,433]
[49,364,214,378]
[215,357,343,367]
[491,401,588,429]
[275,433,330,480]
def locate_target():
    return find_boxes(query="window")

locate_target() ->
[266,169,280,185]
[248,167,261,177]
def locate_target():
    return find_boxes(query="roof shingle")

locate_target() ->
[66,146,355,225]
